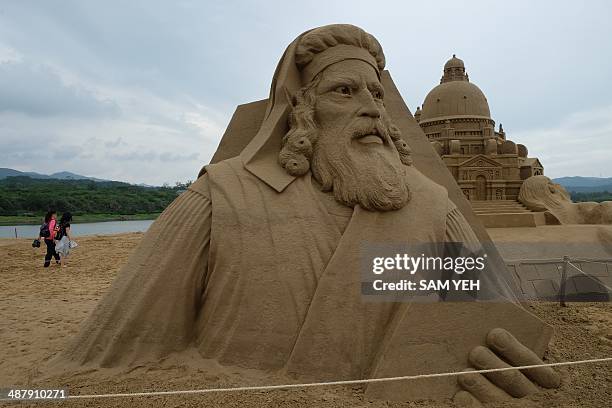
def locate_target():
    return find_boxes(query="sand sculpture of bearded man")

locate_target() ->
[56,25,561,405]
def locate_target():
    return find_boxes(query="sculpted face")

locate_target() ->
[519,175,571,213]
[308,59,410,211]
[546,179,571,202]
[519,175,612,224]
[312,60,388,146]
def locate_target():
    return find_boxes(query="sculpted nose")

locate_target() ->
[357,92,381,119]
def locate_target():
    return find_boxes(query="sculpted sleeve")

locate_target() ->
[55,175,212,368]
[445,198,481,252]
[444,198,521,301]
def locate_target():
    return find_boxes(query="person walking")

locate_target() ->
[43,210,60,268]
[56,212,74,267]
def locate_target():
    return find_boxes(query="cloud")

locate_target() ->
[0,56,120,118]
[52,144,87,160]
[0,44,23,64]
[513,105,612,178]
[0,0,609,184]
[0,107,222,185]
[104,137,124,148]
[0,35,227,185]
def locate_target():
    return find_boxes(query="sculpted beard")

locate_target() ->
[311,120,411,211]
[280,84,412,211]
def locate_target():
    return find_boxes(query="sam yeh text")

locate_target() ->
[372,279,480,291]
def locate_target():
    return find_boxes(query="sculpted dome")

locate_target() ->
[419,55,491,122]
[443,54,464,70]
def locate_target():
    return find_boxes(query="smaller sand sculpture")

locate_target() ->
[414,55,544,202]
[519,175,612,224]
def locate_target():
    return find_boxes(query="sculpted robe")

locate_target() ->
[60,156,480,374]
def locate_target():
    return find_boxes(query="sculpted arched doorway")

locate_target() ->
[476,175,487,200]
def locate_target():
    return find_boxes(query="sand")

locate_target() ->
[488,224,612,260]
[0,232,610,407]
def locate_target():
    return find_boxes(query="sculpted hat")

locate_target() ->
[299,44,381,84]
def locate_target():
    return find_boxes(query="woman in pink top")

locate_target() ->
[43,210,60,268]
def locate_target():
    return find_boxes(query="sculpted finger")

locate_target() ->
[486,328,561,389]
[469,346,538,398]
[457,368,511,403]
[453,390,483,408]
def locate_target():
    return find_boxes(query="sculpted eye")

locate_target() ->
[371,90,383,99]
[334,86,352,95]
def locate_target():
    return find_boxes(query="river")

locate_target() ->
[0,220,154,239]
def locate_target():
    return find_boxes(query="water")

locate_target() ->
[0,220,154,239]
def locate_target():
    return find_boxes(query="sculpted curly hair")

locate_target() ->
[294,24,386,71]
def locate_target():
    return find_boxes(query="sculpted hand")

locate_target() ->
[453,328,561,407]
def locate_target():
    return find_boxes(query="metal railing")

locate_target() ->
[505,257,612,305]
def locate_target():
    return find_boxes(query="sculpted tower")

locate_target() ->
[416,55,543,203]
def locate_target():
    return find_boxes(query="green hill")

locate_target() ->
[0,176,183,223]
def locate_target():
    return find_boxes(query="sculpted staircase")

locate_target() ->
[470,200,546,228]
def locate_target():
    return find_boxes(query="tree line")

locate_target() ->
[0,176,187,216]
[569,191,612,203]
[2,176,609,217]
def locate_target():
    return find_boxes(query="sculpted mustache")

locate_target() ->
[350,121,388,140]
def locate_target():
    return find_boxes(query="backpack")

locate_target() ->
[56,223,68,240]
[40,222,50,238]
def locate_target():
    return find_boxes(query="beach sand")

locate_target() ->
[0,232,610,407]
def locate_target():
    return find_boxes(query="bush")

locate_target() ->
[0,177,180,216]
[570,190,612,203]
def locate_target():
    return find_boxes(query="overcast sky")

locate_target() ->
[1,0,610,185]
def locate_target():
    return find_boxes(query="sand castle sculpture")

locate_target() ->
[519,175,612,224]
[415,55,543,202]
[55,25,561,404]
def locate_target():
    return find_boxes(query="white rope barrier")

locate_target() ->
[505,257,612,265]
[571,259,612,266]
[56,357,612,400]
[506,258,565,264]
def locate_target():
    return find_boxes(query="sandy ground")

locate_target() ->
[488,225,612,260]
[0,231,610,407]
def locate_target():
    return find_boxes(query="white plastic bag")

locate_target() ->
[56,236,70,256]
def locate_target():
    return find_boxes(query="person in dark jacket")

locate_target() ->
[56,212,74,267]
[43,209,60,268]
